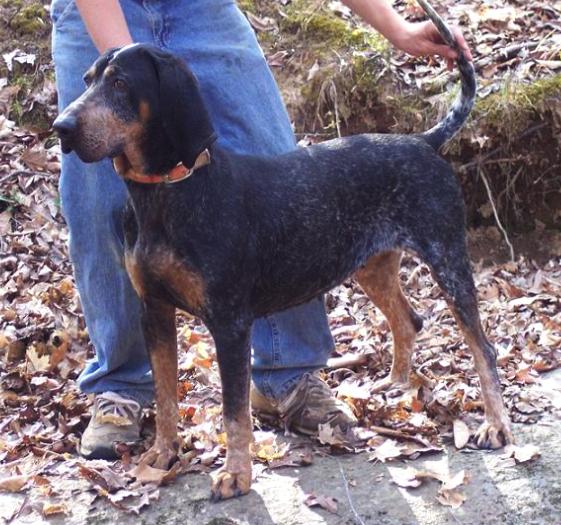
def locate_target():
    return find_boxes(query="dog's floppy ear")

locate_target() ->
[143,46,216,168]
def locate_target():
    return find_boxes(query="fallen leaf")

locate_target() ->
[504,444,541,464]
[389,467,423,488]
[0,475,28,492]
[42,502,68,516]
[369,439,403,463]
[436,488,466,508]
[453,420,470,449]
[304,492,338,513]
[26,345,50,372]
[130,462,180,486]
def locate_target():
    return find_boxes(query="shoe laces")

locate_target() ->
[279,373,345,427]
[94,392,141,427]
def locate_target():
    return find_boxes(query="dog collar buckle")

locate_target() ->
[163,164,193,184]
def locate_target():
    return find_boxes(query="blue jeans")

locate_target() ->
[50,0,334,405]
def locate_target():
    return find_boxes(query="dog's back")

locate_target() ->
[228,134,462,315]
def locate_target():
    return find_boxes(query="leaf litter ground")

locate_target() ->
[0,118,559,520]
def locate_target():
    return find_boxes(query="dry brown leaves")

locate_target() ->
[1,119,556,516]
[1,31,559,517]
[257,0,561,103]
[389,466,470,508]
[384,0,561,97]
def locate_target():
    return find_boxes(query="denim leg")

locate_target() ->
[164,0,334,400]
[51,0,158,405]
[51,0,334,403]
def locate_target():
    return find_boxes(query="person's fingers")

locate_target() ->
[450,27,473,61]
[425,22,473,62]
[429,43,458,60]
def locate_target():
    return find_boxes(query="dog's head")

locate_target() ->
[53,44,216,174]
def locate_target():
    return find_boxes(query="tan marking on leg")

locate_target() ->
[355,251,419,391]
[153,249,207,315]
[211,408,252,500]
[124,247,206,314]
[458,322,513,448]
[124,251,145,299]
[139,300,180,469]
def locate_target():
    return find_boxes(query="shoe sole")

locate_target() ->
[79,443,120,461]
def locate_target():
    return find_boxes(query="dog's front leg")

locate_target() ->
[139,298,180,469]
[209,320,253,501]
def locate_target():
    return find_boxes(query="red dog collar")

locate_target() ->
[114,149,211,184]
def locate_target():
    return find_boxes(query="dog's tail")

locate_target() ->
[417,0,476,151]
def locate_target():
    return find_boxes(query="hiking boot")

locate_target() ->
[80,391,142,460]
[251,373,357,435]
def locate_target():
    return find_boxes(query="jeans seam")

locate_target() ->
[142,0,164,47]
[161,9,170,48]
[269,315,282,367]
[259,315,281,398]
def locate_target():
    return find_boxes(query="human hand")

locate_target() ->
[393,21,473,71]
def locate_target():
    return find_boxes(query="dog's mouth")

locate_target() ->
[112,153,132,176]
[63,136,122,163]
[53,100,127,163]
[59,136,74,155]
[54,118,124,163]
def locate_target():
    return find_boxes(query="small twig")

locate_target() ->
[30,446,67,461]
[447,509,464,525]
[478,167,515,261]
[459,123,547,172]
[6,494,29,525]
[498,41,540,61]
[337,459,366,525]
[327,354,368,369]
[329,80,342,138]
[369,425,434,447]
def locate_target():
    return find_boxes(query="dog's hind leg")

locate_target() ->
[423,241,514,448]
[355,251,423,393]
[209,318,253,501]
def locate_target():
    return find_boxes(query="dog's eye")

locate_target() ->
[113,79,127,91]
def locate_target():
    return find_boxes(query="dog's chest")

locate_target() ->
[124,243,207,315]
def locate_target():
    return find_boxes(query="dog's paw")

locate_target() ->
[474,420,514,449]
[139,441,178,470]
[210,466,251,501]
[371,376,408,394]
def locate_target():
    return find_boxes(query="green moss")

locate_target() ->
[8,74,32,124]
[475,73,561,131]
[11,73,34,91]
[237,0,256,11]
[1,0,23,7]
[280,1,388,53]
[351,53,386,91]
[8,72,53,129]
[512,73,561,107]
[9,99,24,123]
[9,3,48,34]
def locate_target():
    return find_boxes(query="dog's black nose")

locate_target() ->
[53,114,77,153]
[53,114,77,137]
